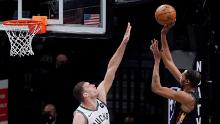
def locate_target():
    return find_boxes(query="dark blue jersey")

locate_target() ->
[170,89,199,124]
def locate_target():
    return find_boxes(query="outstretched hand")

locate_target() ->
[150,39,161,62]
[122,22,132,44]
[161,21,175,34]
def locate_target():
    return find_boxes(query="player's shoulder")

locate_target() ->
[73,110,87,123]
[74,110,84,117]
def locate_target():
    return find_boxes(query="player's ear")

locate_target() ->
[83,92,89,98]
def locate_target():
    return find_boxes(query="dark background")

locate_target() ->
[0,0,219,124]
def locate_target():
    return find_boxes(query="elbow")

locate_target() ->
[151,87,157,94]
[151,83,161,94]
[107,67,116,76]
[151,87,159,94]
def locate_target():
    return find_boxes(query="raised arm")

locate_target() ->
[160,23,182,83]
[150,39,162,93]
[97,22,132,103]
[150,39,194,111]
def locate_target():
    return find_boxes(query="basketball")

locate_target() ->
[155,4,176,25]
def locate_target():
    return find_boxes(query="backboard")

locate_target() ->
[0,0,108,36]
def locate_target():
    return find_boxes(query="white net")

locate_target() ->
[1,22,40,57]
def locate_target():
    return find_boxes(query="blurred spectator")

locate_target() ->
[55,53,69,69]
[51,53,75,124]
[40,104,58,124]
[123,115,135,124]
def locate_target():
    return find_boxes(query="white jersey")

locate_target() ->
[75,99,110,124]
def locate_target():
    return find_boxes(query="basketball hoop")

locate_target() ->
[1,20,42,57]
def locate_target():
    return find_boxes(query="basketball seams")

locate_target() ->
[155,4,176,25]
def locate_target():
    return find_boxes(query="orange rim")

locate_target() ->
[3,20,41,26]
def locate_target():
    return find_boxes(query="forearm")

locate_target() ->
[161,32,169,50]
[107,41,127,71]
[161,32,173,62]
[151,61,162,92]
